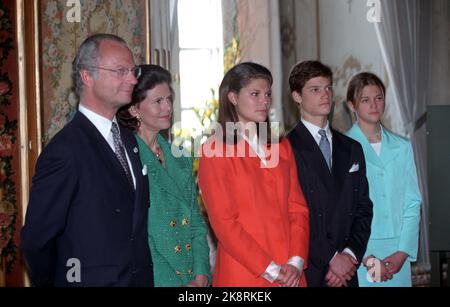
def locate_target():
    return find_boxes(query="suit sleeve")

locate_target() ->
[187,158,212,284]
[286,142,310,268]
[198,154,273,278]
[398,142,422,261]
[21,142,77,286]
[347,143,373,262]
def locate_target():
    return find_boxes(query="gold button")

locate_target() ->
[185,243,192,251]
[187,268,193,275]
[170,220,177,227]
[182,218,189,226]
[175,245,182,253]
[176,270,182,276]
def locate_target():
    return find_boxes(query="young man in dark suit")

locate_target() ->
[21,34,153,286]
[287,60,373,287]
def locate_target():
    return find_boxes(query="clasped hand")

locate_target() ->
[326,252,358,287]
[364,251,408,282]
[275,264,301,287]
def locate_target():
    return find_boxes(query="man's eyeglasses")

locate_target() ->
[89,66,141,79]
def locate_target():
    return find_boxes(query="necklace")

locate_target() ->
[153,145,163,163]
[155,147,161,159]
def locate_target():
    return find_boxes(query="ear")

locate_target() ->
[80,69,94,88]
[129,105,139,117]
[292,91,302,105]
[347,101,356,113]
[228,92,238,106]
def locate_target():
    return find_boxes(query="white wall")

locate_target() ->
[318,0,403,134]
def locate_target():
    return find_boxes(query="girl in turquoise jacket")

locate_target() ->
[346,72,421,287]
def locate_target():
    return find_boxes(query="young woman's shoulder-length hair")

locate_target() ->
[217,62,277,144]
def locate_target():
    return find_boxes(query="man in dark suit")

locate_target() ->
[287,60,373,287]
[21,34,153,286]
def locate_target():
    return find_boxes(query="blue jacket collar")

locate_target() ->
[347,123,401,168]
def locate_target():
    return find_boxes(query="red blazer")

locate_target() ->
[198,137,309,287]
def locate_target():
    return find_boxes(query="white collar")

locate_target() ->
[241,133,267,166]
[79,104,118,141]
[301,118,332,144]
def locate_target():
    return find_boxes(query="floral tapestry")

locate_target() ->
[0,0,20,284]
[40,0,148,143]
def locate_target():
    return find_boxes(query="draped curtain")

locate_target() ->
[374,0,432,270]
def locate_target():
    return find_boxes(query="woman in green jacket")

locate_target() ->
[118,65,211,287]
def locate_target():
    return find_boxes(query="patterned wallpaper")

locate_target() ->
[0,0,21,286]
[40,0,148,143]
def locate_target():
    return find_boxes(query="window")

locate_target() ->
[176,0,223,139]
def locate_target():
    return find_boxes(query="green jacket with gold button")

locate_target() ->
[136,134,211,287]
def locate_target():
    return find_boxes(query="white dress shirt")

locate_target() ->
[79,104,136,188]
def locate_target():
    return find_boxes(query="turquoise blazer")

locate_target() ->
[347,124,422,286]
[136,134,211,287]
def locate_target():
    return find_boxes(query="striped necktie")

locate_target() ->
[318,129,332,170]
[111,122,134,189]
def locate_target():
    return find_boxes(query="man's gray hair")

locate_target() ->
[72,33,127,97]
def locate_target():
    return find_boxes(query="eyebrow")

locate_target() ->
[306,84,332,88]
[362,93,384,97]
[360,94,384,99]
[153,94,172,100]
[249,88,271,92]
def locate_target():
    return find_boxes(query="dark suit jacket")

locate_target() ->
[21,111,153,287]
[287,121,372,287]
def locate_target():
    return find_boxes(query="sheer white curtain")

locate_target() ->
[237,0,285,133]
[148,0,179,141]
[150,0,171,66]
[374,0,432,270]
[168,0,180,128]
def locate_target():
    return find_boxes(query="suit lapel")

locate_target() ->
[121,125,140,193]
[347,124,383,169]
[379,126,401,166]
[331,130,351,191]
[155,135,192,203]
[159,135,191,202]
[347,123,402,169]
[290,122,332,189]
[75,112,136,196]
[137,134,188,203]
[121,127,147,235]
